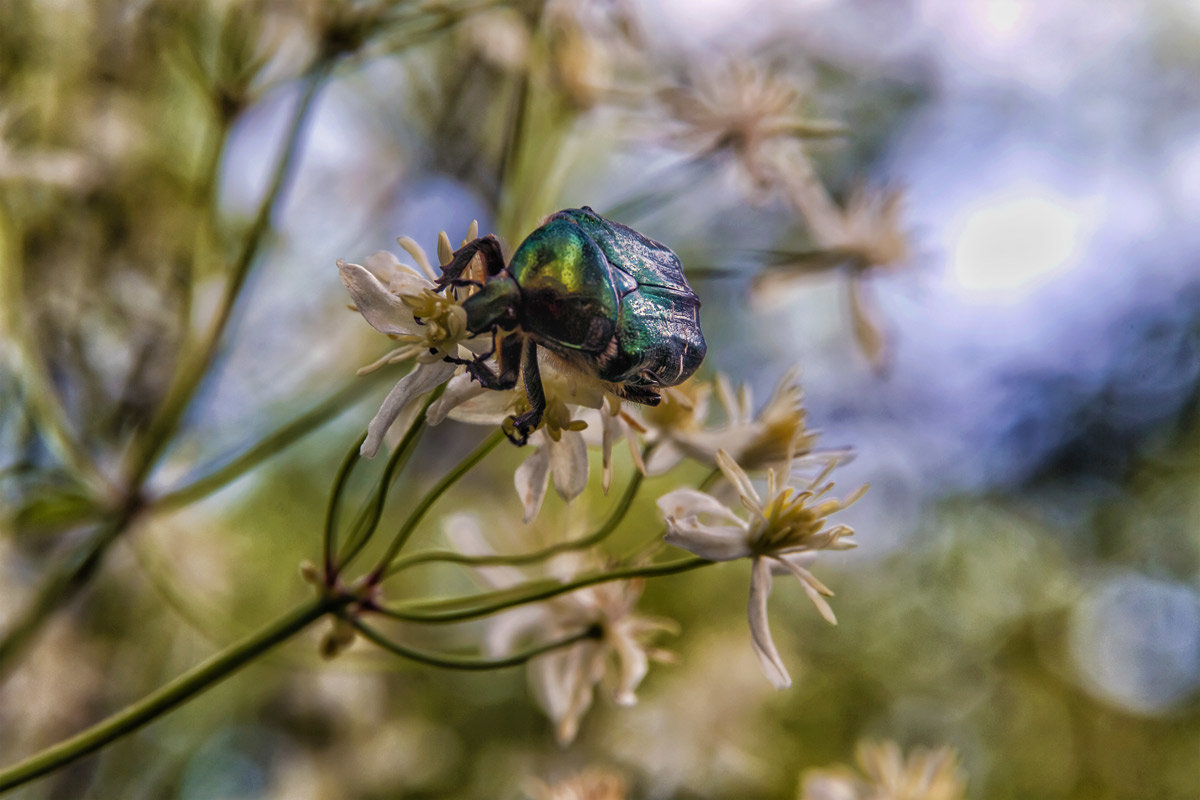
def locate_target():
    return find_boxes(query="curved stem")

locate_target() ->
[375,557,709,624]
[323,433,369,578]
[385,464,645,576]
[0,501,140,684]
[0,597,339,795]
[365,429,505,585]
[352,618,598,671]
[337,387,441,572]
[152,374,388,513]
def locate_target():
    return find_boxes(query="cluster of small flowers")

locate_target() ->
[338,224,867,741]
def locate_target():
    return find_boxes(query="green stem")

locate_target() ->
[0,597,339,795]
[323,433,369,577]
[337,387,441,572]
[375,557,709,624]
[0,502,139,684]
[153,376,387,513]
[365,429,505,584]
[352,618,598,671]
[127,57,334,490]
[385,464,645,575]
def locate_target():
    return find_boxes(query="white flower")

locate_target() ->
[657,450,864,688]
[634,371,843,477]
[432,360,614,522]
[446,514,677,746]
[337,226,485,458]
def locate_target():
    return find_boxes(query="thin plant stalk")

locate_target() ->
[385,461,647,575]
[374,557,709,624]
[0,596,343,795]
[351,618,600,671]
[0,58,336,680]
[365,429,506,585]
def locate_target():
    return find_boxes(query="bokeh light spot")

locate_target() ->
[949,190,1084,297]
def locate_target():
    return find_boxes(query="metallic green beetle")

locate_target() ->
[437,206,706,445]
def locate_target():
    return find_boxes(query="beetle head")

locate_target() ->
[461,272,520,335]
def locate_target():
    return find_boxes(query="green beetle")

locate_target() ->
[437,207,706,444]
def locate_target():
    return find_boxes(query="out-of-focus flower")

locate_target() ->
[338,225,485,457]
[446,514,678,745]
[634,371,834,476]
[800,740,967,800]
[525,766,630,800]
[457,6,531,72]
[659,61,846,193]
[658,450,863,688]
[544,0,644,108]
[764,171,910,371]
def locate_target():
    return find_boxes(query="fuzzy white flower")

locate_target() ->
[338,226,485,457]
[657,450,864,688]
[800,740,967,800]
[446,514,677,745]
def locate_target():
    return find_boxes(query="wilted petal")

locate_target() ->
[748,556,791,688]
[515,445,552,523]
[549,429,589,502]
[337,259,419,335]
[362,360,456,457]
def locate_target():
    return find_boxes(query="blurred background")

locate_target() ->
[2,0,1199,798]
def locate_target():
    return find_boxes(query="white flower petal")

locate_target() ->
[337,259,419,335]
[442,512,525,590]
[644,441,685,476]
[610,620,650,706]
[748,556,792,688]
[515,445,552,523]
[361,360,456,457]
[716,449,761,507]
[773,555,838,624]
[663,520,752,561]
[550,429,589,502]
[656,487,743,525]
[446,382,519,425]
[484,605,550,657]
[426,372,487,425]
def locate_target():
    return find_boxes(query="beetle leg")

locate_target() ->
[617,384,662,406]
[454,332,520,394]
[435,234,506,290]
[506,339,545,446]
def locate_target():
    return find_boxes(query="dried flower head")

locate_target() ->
[660,61,845,192]
[658,450,863,687]
[800,740,968,800]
